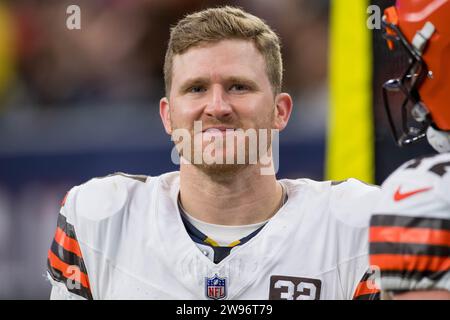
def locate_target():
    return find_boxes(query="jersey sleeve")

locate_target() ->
[352,268,381,300]
[46,190,94,300]
[371,153,450,219]
[45,173,149,300]
[369,154,450,292]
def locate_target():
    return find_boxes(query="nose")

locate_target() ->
[204,85,232,120]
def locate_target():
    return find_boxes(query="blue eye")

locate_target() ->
[230,84,248,92]
[189,86,206,93]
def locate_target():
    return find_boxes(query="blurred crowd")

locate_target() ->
[0,0,330,299]
[0,0,329,115]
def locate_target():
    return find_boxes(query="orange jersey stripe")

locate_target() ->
[48,250,91,290]
[369,226,450,247]
[54,227,83,258]
[370,254,450,272]
[353,280,380,298]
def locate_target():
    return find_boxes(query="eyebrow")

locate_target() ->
[179,77,210,93]
[178,76,260,93]
[227,76,259,89]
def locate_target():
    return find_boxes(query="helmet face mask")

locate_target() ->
[381,18,432,147]
[380,0,450,151]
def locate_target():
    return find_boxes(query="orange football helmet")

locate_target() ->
[382,0,450,151]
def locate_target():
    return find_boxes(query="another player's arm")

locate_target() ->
[369,155,450,297]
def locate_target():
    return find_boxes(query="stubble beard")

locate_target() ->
[172,111,275,180]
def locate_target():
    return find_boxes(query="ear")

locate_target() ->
[273,93,293,131]
[159,97,172,135]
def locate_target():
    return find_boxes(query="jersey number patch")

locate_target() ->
[269,275,321,300]
[406,157,450,177]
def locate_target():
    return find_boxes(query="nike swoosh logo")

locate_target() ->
[393,186,432,201]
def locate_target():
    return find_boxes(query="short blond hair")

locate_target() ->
[164,6,283,96]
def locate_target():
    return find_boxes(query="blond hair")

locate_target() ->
[164,6,282,96]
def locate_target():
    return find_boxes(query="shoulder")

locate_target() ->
[325,179,382,269]
[292,178,381,268]
[389,153,450,180]
[65,172,150,222]
[329,178,381,228]
[282,177,381,228]
[330,178,380,200]
[59,172,159,258]
[282,178,380,258]
[375,153,450,219]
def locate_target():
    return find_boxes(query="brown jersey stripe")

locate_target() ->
[96,172,148,183]
[360,271,373,282]
[107,172,148,183]
[331,180,347,186]
[48,250,91,290]
[54,227,83,258]
[370,214,450,230]
[353,292,381,300]
[370,242,450,257]
[48,257,65,283]
[47,259,93,300]
[50,238,88,275]
[369,226,450,247]
[57,214,77,240]
[377,269,448,281]
[370,254,450,272]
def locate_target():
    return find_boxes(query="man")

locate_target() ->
[47,6,380,300]
[369,0,450,299]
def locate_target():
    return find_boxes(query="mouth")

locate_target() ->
[202,126,236,133]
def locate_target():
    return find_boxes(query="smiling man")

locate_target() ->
[46,6,381,300]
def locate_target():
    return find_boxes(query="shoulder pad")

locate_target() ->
[392,153,450,178]
[330,178,381,228]
[74,173,149,221]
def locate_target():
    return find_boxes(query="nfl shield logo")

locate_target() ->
[205,274,227,300]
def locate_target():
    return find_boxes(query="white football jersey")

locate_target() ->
[369,153,450,292]
[47,172,381,300]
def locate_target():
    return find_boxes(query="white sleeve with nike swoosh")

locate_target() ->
[373,153,450,220]
[369,153,450,292]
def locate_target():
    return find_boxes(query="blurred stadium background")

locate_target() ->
[0,0,435,299]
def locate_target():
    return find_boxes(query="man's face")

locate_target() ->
[160,39,290,175]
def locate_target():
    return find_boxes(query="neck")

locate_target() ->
[179,163,282,225]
